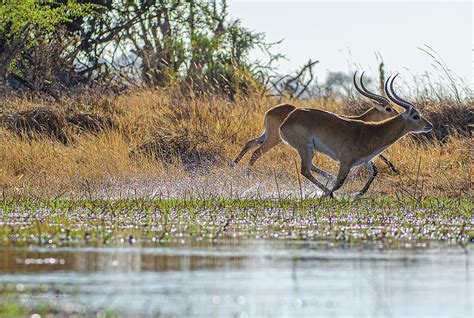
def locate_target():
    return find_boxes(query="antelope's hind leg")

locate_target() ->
[246,134,280,175]
[296,146,331,195]
[231,133,265,168]
[310,145,334,185]
[324,164,351,198]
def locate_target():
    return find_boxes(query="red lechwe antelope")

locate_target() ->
[231,72,400,179]
[279,75,433,197]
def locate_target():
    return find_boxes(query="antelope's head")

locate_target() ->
[353,71,398,121]
[385,75,433,134]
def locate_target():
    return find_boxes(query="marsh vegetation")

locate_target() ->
[0,196,472,316]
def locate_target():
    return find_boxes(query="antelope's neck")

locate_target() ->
[346,108,375,121]
[367,115,406,152]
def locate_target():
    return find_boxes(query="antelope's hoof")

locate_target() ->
[229,162,237,169]
[392,167,400,175]
[322,191,334,199]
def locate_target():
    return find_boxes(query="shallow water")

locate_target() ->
[0,241,472,317]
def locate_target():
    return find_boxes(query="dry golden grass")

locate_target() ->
[0,87,472,198]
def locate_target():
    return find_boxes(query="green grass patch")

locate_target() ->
[0,195,472,247]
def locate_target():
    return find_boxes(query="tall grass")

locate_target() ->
[0,85,471,198]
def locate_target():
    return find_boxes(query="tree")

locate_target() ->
[0,0,280,98]
[0,0,93,79]
[324,71,353,97]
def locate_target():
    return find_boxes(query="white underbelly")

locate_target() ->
[353,148,385,166]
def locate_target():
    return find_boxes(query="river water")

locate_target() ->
[0,241,472,317]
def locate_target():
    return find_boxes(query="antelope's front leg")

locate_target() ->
[311,165,335,186]
[379,155,399,174]
[357,162,378,196]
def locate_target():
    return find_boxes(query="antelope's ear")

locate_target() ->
[402,108,411,120]
[373,103,385,112]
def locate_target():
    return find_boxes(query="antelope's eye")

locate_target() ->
[385,108,392,112]
[412,114,420,120]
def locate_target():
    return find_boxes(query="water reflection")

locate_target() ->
[0,241,472,317]
[1,247,248,274]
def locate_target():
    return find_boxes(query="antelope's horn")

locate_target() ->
[354,71,389,105]
[359,71,390,105]
[389,74,415,110]
[385,75,410,110]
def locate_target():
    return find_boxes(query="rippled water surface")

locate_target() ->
[1,241,472,317]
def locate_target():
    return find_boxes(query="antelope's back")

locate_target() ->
[265,103,296,121]
[280,108,371,146]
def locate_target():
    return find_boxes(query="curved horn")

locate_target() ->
[384,76,395,102]
[354,71,390,105]
[353,71,366,96]
[385,75,409,110]
[390,74,415,110]
[359,71,390,105]
[353,71,363,94]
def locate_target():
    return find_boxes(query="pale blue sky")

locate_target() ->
[228,0,473,90]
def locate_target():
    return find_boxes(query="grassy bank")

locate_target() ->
[1,196,472,247]
[0,88,472,197]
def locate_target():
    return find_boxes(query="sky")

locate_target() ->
[227,0,473,90]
